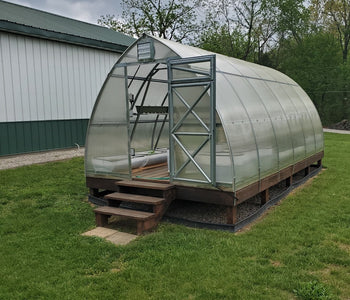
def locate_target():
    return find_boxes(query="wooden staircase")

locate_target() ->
[94,180,175,235]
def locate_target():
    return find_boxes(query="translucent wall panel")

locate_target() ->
[174,135,211,182]
[267,82,305,163]
[294,87,324,153]
[85,67,130,177]
[130,121,169,151]
[85,125,130,176]
[215,122,233,184]
[216,73,259,189]
[172,85,211,131]
[90,76,127,124]
[284,85,316,157]
[250,80,294,169]
[227,75,279,179]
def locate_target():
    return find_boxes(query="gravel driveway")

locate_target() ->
[0,147,84,170]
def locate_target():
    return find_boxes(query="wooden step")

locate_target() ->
[116,180,174,191]
[94,206,155,220]
[105,192,165,205]
[94,206,157,235]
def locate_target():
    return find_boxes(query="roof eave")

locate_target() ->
[0,20,129,53]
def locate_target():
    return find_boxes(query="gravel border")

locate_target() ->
[0,147,84,170]
[165,166,319,225]
[323,128,350,134]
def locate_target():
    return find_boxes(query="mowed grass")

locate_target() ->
[0,133,349,299]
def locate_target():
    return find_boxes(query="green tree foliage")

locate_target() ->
[309,0,350,120]
[98,0,201,42]
[279,32,344,124]
[311,0,350,63]
[198,0,275,63]
[199,25,247,58]
[269,0,310,43]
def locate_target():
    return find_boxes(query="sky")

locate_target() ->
[5,0,122,25]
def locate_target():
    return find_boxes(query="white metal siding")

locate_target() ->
[0,31,120,122]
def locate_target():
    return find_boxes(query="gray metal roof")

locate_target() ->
[0,0,135,53]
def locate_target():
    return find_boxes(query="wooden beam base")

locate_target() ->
[226,206,237,224]
[260,189,269,206]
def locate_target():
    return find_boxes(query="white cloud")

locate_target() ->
[6,0,122,25]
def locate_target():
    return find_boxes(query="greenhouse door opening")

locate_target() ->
[167,55,216,186]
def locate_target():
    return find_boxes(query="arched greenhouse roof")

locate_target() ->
[85,34,324,193]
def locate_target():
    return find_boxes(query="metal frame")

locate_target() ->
[167,55,216,186]
[123,65,132,179]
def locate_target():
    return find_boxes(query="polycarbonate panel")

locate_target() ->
[293,87,324,153]
[174,135,211,181]
[245,61,296,85]
[130,120,169,151]
[85,125,130,176]
[158,38,296,86]
[226,122,259,188]
[227,75,279,179]
[215,73,258,189]
[91,68,128,124]
[215,122,233,184]
[250,79,294,169]
[132,79,168,106]
[170,60,212,81]
[284,85,315,156]
[268,82,305,163]
[287,86,316,157]
[226,57,264,79]
[172,85,211,132]
[85,66,130,177]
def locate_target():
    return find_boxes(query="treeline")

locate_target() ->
[99,0,350,125]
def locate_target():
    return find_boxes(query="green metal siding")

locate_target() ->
[0,119,88,156]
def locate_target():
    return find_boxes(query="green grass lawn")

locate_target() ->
[0,133,349,300]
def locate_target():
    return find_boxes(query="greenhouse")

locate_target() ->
[85,34,324,232]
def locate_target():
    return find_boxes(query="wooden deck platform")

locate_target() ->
[132,163,169,181]
[87,151,324,233]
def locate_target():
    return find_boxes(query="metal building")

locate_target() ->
[86,34,324,234]
[0,0,135,156]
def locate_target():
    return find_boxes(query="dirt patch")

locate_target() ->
[270,260,283,267]
[337,243,350,253]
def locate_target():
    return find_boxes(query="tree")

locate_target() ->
[98,0,202,42]
[270,0,310,44]
[199,0,275,63]
[309,0,350,119]
[234,0,269,60]
[279,32,345,124]
[199,24,247,58]
[311,0,350,63]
